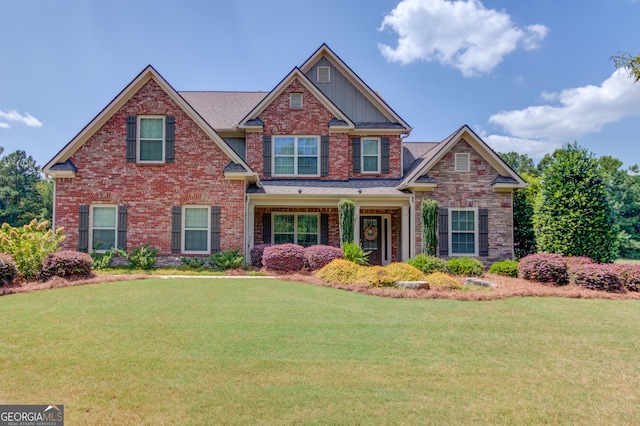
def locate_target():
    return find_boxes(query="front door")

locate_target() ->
[361,216,382,265]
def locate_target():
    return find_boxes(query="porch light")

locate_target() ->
[298,188,302,194]
[358,188,362,194]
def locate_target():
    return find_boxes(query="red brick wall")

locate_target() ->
[55,79,245,255]
[245,78,403,180]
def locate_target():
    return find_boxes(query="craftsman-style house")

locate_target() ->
[43,44,525,265]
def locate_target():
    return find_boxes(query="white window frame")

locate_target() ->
[317,66,331,83]
[272,135,320,177]
[182,205,210,254]
[361,138,381,174]
[137,115,165,163]
[454,153,470,172]
[449,208,478,256]
[272,213,320,247]
[89,204,118,253]
[290,93,303,109]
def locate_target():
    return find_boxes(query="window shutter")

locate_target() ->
[321,213,329,245]
[262,212,272,244]
[438,208,449,256]
[321,136,329,177]
[171,206,181,254]
[78,205,89,251]
[211,206,221,254]
[126,116,136,163]
[381,137,390,173]
[479,208,489,257]
[352,138,361,173]
[117,205,127,250]
[165,116,175,163]
[263,136,272,177]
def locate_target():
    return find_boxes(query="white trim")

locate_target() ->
[272,135,320,177]
[89,204,118,253]
[182,205,211,254]
[361,137,381,174]
[272,212,320,246]
[137,116,165,163]
[454,152,470,172]
[448,207,478,257]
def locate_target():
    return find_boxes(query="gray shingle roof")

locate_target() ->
[49,159,77,171]
[223,162,248,173]
[492,175,518,184]
[247,179,410,196]
[179,91,268,130]
[402,142,439,174]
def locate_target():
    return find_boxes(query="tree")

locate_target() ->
[611,52,640,82]
[498,151,538,176]
[534,142,618,263]
[338,199,355,246]
[420,199,438,256]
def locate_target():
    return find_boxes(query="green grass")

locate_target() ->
[2,279,640,425]
[616,258,640,265]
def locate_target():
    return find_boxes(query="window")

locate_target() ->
[273,136,319,176]
[91,205,117,251]
[183,206,210,253]
[290,93,303,109]
[455,153,470,172]
[273,213,319,247]
[138,116,165,162]
[450,209,476,255]
[317,66,330,83]
[362,138,380,173]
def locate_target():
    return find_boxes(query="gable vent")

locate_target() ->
[290,93,303,109]
[317,66,330,83]
[455,153,470,172]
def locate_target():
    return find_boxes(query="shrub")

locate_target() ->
[425,272,461,290]
[338,199,355,246]
[407,254,449,274]
[357,265,395,287]
[421,199,438,256]
[489,260,519,278]
[40,250,93,281]
[342,242,370,266]
[571,263,623,292]
[0,220,65,279]
[316,258,362,285]
[90,250,115,270]
[181,256,206,269]
[304,245,343,270]
[613,264,640,292]
[262,244,305,272]
[209,249,244,270]
[249,244,272,267]
[518,253,568,285]
[0,253,17,286]
[384,262,424,282]
[447,257,484,276]
[114,244,158,270]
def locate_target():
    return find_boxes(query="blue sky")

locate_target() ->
[2,0,640,169]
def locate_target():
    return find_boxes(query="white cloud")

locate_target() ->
[379,0,548,76]
[485,70,640,156]
[0,109,43,128]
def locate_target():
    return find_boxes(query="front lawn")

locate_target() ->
[2,278,640,424]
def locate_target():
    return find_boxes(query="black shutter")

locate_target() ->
[438,208,449,256]
[381,137,390,173]
[263,136,272,177]
[211,206,221,253]
[479,208,489,257]
[165,116,175,163]
[262,212,272,244]
[321,136,329,177]
[171,206,181,254]
[117,205,127,250]
[126,116,136,162]
[78,205,89,251]
[320,213,329,245]
[352,137,361,173]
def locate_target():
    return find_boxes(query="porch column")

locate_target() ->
[245,200,255,254]
[401,204,411,261]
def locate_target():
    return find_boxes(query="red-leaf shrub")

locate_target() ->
[571,263,623,292]
[249,244,272,267]
[304,245,344,270]
[0,253,17,286]
[40,250,93,281]
[518,253,568,285]
[615,264,640,292]
[262,244,305,272]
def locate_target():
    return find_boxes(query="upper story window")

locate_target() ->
[273,136,319,176]
[90,205,117,252]
[454,153,470,172]
[290,93,303,109]
[317,66,330,83]
[362,138,380,173]
[138,116,165,163]
[450,209,477,255]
